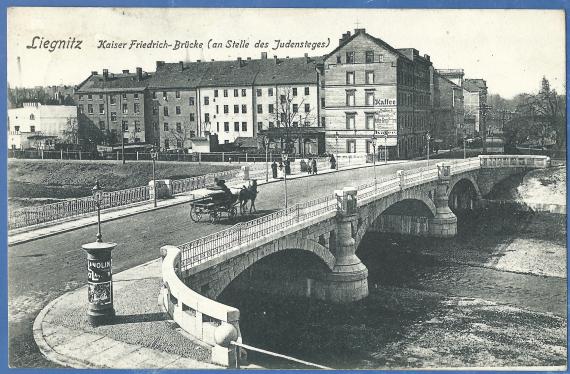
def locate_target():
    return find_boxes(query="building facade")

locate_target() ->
[432,73,465,148]
[7,102,78,149]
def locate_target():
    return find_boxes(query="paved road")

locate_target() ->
[8,160,435,367]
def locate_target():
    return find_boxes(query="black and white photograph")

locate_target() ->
[6,6,567,370]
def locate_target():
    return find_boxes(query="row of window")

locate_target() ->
[161,122,195,134]
[78,93,141,102]
[346,71,375,85]
[79,103,141,115]
[345,90,377,107]
[397,92,430,107]
[155,106,195,120]
[337,51,384,65]
[214,122,248,132]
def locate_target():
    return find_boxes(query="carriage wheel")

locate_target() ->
[210,211,220,223]
[190,206,202,222]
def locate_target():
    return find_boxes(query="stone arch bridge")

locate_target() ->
[160,155,550,366]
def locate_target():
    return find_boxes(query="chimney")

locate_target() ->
[261,52,268,59]
[91,71,98,76]
[156,61,165,68]
[197,59,201,63]
[237,57,243,67]
[273,55,278,64]
[304,53,309,63]
[339,31,352,45]
[354,28,365,34]
[103,69,109,80]
[178,61,183,71]
[122,69,129,74]
[423,54,431,61]
[136,67,143,81]
[247,57,251,61]
[211,59,214,61]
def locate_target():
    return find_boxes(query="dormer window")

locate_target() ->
[29,114,35,120]
[346,52,355,64]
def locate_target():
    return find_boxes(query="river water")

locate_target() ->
[220,166,567,369]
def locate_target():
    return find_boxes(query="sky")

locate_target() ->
[7,7,566,99]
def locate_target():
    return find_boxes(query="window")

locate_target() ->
[164,139,169,149]
[164,123,169,131]
[241,104,247,113]
[346,113,355,129]
[366,71,374,84]
[303,87,309,96]
[241,122,247,131]
[14,126,20,132]
[30,125,35,133]
[204,96,209,105]
[189,97,195,106]
[88,94,92,100]
[134,103,140,114]
[293,121,298,127]
[268,88,273,96]
[78,95,83,100]
[256,89,262,97]
[175,91,180,99]
[214,90,218,97]
[336,55,341,63]
[347,139,356,153]
[224,122,229,131]
[280,95,286,104]
[216,123,220,132]
[190,113,195,121]
[191,131,195,138]
[134,93,139,100]
[366,92,374,106]
[175,106,181,115]
[269,121,274,128]
[153,92,157,99]
[366,113,375,129]
[205,113,210,123]
[257,122,263,131]
[122,93,127,100]
[111,112,117,121]
[292,88,297,96]
[234,105,239,114]
[293,104,298,113]
[223,89,228,97]
[346,51,355,64]
[163,92,167,100]
[241,89,246,97]
[366,140,373,154]
[152,106,158,115]
[110,96,116,105]
[268,104,274,113]
[88,104,93,114]
[99,121,105,130]
[321,97,325,108]
[99,94,103,99]
[122,120,128,131]
[153,122,158,131]
[234,122,239,131]
[124,137,129,144]
[379,54,384,62]
[99,104,104,114]
[346,71,355,85]
[346,91,355,106]
[305,104,310,113]
[135,138,140,143]
[176,123,182,132]
[257,104,263,114]
[224,105,229,114]
[234,89,238,97]
[215,105,219,114]
[134,120,141,132]
[365,51,374,63]
[163,107,169,116]
[321,116,325,127]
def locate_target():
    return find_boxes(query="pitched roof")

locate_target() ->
[324,29,410,62]
[463,79,487,93]
[76,72,152,93]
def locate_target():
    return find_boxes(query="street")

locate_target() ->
[8,160,431,367]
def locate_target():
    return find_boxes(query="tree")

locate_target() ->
[61,116,79,145]
[273,87,317,154]
[168,123,193,150]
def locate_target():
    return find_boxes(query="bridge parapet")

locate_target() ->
[479,154,550,168]
[160,245,243,367]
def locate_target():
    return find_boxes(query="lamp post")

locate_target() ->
[283,153,288,209]
[372,134,377,188]
[463,134,467,159]
[426,132,431,167]
[383,131,388,164]
[263,136,270,182]
[335,131,339,171]
[82,180,116,326]
[151,147,158,208]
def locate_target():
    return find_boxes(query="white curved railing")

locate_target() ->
[176,155,550,271]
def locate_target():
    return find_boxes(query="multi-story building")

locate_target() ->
[463,79,488,138]
[321,28,432,160]
[74,68,153,146]
[7,102,77,149]
[432,72,464,148]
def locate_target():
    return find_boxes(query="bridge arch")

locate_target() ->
[189,238,336,300]
[449,174,482,200]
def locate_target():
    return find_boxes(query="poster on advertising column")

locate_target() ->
[374,98,398,146]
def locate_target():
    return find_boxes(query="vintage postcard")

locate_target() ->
[5,6,567,371]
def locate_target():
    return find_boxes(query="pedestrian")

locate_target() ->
[284,159,291,175]
[330,154,336,170]
[278,160,284,179]
[271,160,278,179]
[307,157,312,174]
[312,158,318,174]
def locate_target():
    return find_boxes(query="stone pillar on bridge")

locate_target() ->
[429,163,458,238]
[314,187,368,303]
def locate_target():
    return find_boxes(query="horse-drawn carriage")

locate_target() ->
[189,179,258,223]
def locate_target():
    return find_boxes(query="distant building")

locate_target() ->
[432,73,464,148]
[463,78,488,136]
[7,102,77,149]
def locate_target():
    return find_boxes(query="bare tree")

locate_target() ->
[61,116,79,145]
[275,87,317,154]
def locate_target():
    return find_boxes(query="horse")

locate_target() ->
[239,179,258,215]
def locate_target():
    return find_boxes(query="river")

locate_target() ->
[219,166,567,369]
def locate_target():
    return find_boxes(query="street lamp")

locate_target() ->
[463,134,467,159]
[151,147,158,208]
[426,132,431,167]
[263,136,271,182]
[371,134,377,188]
[283,153,288,209]
[383,131,388,164]
[335,131,339,171]
[91,180,104,242]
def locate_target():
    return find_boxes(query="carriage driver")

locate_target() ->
[214,177,233,206]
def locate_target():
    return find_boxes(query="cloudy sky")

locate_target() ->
[7,7,565,98]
